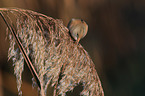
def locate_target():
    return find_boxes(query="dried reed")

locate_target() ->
[0,8,104,96]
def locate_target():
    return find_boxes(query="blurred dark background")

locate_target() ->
[0,0,145,96]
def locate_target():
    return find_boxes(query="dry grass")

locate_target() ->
[0,8,104,96]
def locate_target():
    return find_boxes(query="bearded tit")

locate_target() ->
[68,19,88,44]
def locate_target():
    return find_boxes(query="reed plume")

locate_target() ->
[0,8,104,96]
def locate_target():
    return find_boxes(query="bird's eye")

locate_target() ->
[77,33,79,39]
[81,19,84,22]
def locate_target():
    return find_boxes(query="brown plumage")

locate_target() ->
[68,19,88,43]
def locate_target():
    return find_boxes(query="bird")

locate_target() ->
[67,18,88,44]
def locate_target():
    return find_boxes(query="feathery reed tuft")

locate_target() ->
[0,8,104,96]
